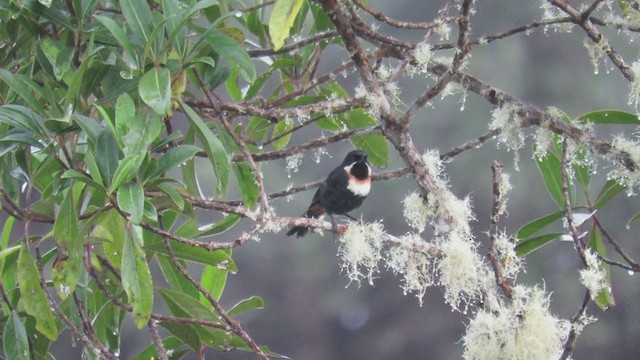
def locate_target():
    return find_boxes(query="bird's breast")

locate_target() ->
[346,176,371,197]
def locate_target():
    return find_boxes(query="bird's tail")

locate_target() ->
[286,203,325,238]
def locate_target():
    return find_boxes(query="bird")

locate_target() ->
[286,149,372,237]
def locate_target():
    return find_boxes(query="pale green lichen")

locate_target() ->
[609,134,640,192]
[385,233,436,306]
[628,61,640,111]
[339,221,385,285]
[463,285,570,360]
[490,104,525,170]
[579,249,608,299]
[402,192,429,233]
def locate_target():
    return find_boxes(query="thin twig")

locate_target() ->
[148,319,169,360]
[488,160,512,299]
[559,291,590,360]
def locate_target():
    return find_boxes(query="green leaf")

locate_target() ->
[228,296,265,317]
[61,169,105,191]
[109,154,143,193]
[272,118,293,151]
[96,128,120,188]
[269,0,304,51]
[116,93,136,139]
[181,129,202,197]
[117,182,145,224]
[577,109,639,124]
[233,163,259,208]
[351,134,388,168]
[199,263,228,304]
[159,288,233,348]
[139,67,172,116]
[588,226,615,311]
[198,30,255,81]
[197,214,241,237]
[155,182,186,211]
[152,145,201,178]
[515,233,563,257]
[0,69,45,114]
[92,300,124,354]
[119,0,154,46]
[17,244,58,340]
[159,287,218,320]
[157,254,199,299]
[594,179,625,209]
[94,15,139,70]
[72,114,102,143]
[0,105,46,140]
[66,48,98,106]
[534,150,566,208]
[225,68,242,101]
[94,209,126,268]
[626,211,640,229]
[516,210,565,240]
[243,69,273,101]
[3,311,30,360]
[52,187,82,299]
[179,101,229,197]
[145,240,237,272]
[122,224,154,328]
[135,336,191,360]
[84,150,105,188]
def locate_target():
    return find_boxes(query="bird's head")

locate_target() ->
[342,150,369,167]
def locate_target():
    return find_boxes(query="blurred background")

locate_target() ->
[46,1,640,359]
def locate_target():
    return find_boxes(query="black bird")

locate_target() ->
[287,150,372,237]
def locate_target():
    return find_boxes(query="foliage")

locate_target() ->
[0,0,639,359]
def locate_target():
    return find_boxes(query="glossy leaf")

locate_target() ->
[95,209,126,268]
[119,0,154,46]
[594,179,625,209]
[269,0,304,51]
[152,145,201,178]
[96,128,119,188]
[197,214,241,237]
[135,336,191,360]
[588,226,615,311]
[233,162,259,208]
[180,101,229,197]
[159,287,218,320]
[198,30,255,81]
[156,182,186,211]
[116,93,136,139]
[159,288,233,348]
[52,187,82,298]
[516,210,565,240]
[534,150,566,208]
[228,296,265,317]
[272,118,293,151]
[199,263,228,304]
[577,109,639,124]
[94,15,139,70]
[109,154,143,193]
[0,69,45,114]
[145,240,237,272]
[61,169,105,191]
[515,233,563,257]
[118,182,145,224]
[18,244,58,340]
[122,225,154,328]
[157,254,199,299]
[3,311,30,360]
[139,67,172,116]
[351,134,388,168]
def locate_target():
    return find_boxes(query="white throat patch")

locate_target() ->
[344,162,371,197]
